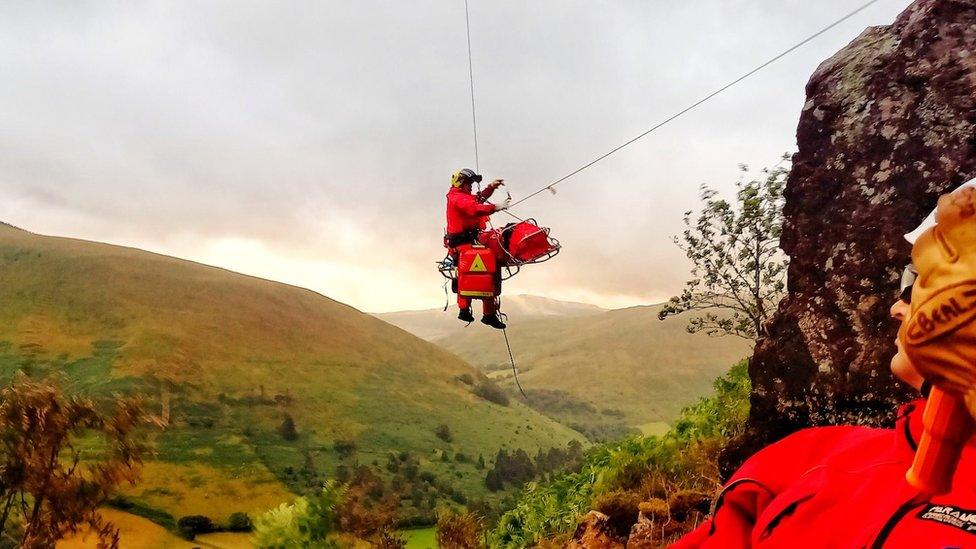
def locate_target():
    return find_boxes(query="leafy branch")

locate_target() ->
[658,157,790,339]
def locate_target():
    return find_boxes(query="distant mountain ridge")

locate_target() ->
[376,295,607,340]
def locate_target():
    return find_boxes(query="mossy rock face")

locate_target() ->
[739,0,976,471]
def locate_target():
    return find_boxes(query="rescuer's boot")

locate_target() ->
[458,308,475,323]
[481,314,507,330]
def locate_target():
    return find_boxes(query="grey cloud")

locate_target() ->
[0,0,912,310]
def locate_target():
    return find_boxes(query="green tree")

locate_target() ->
[659,159,790,339]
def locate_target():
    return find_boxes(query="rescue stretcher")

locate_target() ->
[437,219,560,298]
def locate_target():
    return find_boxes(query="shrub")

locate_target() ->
[375,530,407,549]
[278,413,298,441]
[334,467,399,537]
[457,373,475,385]
[334,439,357,459]
[436,508,483,549]
[435,424,453,442]
[227,512,252,532]
[177,515,214,540]
[473,380,510,406]
[253,482,343,548]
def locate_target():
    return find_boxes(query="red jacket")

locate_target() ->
[446,185,497,235]
[673,400,976,548]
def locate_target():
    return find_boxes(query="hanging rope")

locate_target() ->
[464,0,480,172]
[501,315,527,398]
[506,0,883,210]
[463,2,526,398]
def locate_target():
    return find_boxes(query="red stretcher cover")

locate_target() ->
[507,221,555,262]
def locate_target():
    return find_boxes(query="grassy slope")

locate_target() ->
[436,305,751,426]
[0,224,582,522]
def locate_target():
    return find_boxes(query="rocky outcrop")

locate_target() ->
[726,0,976,475]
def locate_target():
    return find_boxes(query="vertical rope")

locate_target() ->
[463,1,524,399]
[464,0,480,172]
[503,325,527,398]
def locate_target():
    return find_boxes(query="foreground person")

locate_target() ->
[674,182,976,548]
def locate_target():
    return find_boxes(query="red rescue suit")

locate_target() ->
[673,399,976,548]
[445,184,502,315]
[446,185,497,235]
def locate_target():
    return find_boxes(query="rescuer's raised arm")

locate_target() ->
[477,179,504,200]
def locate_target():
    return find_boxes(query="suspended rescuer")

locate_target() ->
[673,179,976,548]
[445,168,511,329]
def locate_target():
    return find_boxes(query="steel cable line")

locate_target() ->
[506,0,884,210]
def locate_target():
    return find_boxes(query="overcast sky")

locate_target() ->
[0,0,913,313]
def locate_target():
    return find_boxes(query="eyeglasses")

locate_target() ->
[900,264,917,303]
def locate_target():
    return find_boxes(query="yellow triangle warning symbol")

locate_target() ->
[470,254,488,272]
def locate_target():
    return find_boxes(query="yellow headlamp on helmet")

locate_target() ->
[452,168,482,188]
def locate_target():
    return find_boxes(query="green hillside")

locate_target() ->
[435,305,750,437]
[0,223,583,524]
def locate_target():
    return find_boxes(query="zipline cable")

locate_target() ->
[507,0,884,210]
[464,0,480,172]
